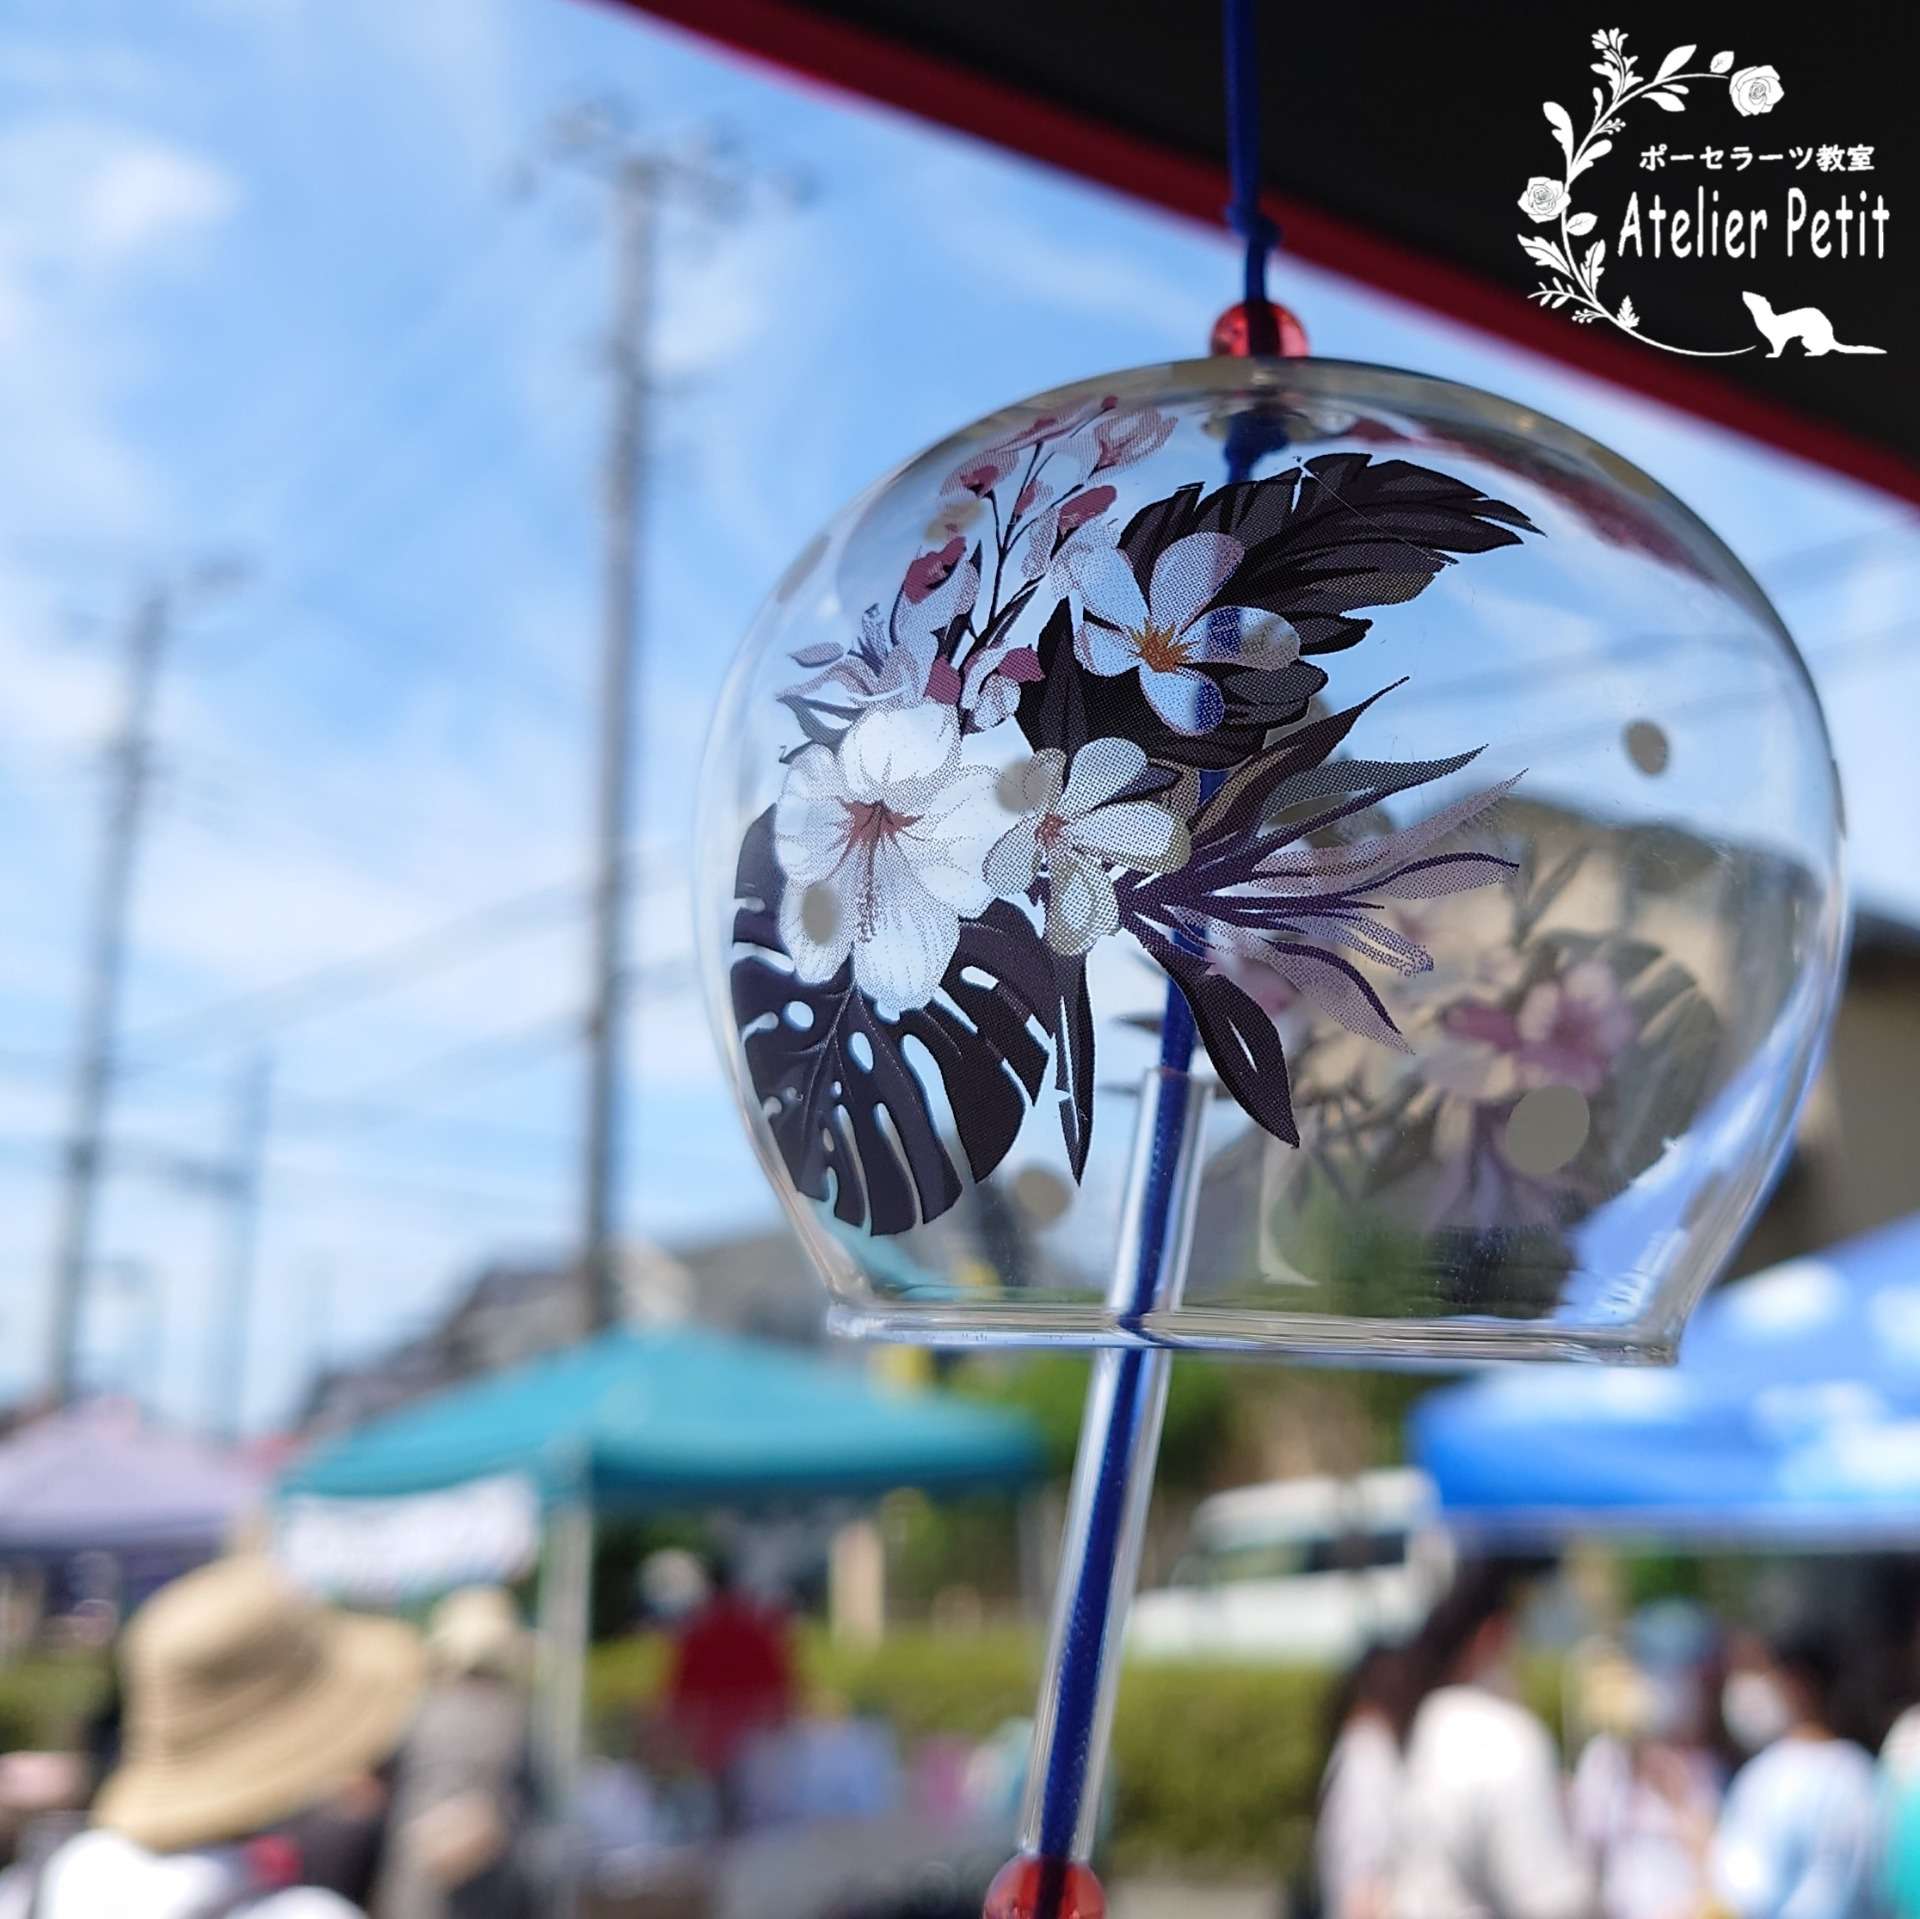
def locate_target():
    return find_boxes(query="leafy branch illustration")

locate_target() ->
[1519,30,1772,357]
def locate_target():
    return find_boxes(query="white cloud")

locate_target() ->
[82,142,237,259]
[0,117,241,545]
[0,117,238,271]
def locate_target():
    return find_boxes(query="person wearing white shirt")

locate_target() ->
[0,1827,365,1919]
[1317,1645,1414,1919]
[1391,1563,1591,1919]
[0,1557,425,1919]
[1709,1631,1880,1919]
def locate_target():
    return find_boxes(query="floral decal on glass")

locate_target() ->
[731,396,1542,1234]
[1245,840,1725,1319]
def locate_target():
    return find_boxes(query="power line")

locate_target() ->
[114,858,668,1074]
[291,1009,586,1113]
[274,1093,577,1158]
[205,199,545,546]
[92,1128,571,1223]
[1757,519,1920,594]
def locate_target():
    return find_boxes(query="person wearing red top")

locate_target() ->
[664,1561,796,1812]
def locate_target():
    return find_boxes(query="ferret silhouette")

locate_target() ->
[1742,291,1886,357]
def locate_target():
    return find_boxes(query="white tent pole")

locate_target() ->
[536,1455,595,1919]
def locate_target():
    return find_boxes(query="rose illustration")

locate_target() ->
[1518,176,1569,223]
[1517,32,1795,356]
[1728,65,1784,116]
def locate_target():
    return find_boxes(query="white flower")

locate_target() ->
[958,641,1043,731]
[1058,528,1297,735]
[1518,176,1569,223]
[774,703,1005,1014]
[984,738,1189,955]
[1728,65,1784,116]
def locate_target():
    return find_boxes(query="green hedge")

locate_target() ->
[1,1634,1552,1880]
[0,1656,109,1754]
[591,1631,1564,1878]
[591,1629,1331,1879]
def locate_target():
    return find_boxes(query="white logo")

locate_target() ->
[1516,30,1890,359]
[1740,290,1884,357]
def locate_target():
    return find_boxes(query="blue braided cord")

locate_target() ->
[1223,0,1279,347]
[1030,5,1286,1883]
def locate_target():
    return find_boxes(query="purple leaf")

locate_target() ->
[1358,851,1522,902]
[1263,942,1411,1053]
[1137,929,1298,1146]
[1255,774,1521,889]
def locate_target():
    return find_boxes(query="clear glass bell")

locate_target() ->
[696,356,1847,1365]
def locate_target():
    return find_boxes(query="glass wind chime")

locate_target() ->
[695,3,1847,1912]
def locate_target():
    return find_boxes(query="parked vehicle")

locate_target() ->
[1128,1468,1452,1662]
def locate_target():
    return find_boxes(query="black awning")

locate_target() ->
[618,0,1919,505]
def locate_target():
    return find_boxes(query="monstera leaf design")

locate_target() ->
[734,424,1543,1237]
[730,809,1060,1233]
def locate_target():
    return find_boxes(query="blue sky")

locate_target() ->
[0,0,1913,1428]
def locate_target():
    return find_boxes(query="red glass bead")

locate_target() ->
[1208,300,1310,358]
[983,1854,1107,1919]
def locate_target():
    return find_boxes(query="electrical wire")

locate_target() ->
[116,860,666,1074]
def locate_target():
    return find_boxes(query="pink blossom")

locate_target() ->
[903,538,965,604]
[1057,485,1115,534]
[1513,961,1635,1094]
[1438,959,1635,1097]
[1087,408,1174,472]
[1439,1000,1523,1053]
[985,394,1117,456]
[942,452,1015,500]
[924,657,963,704]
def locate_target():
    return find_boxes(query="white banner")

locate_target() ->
[275,1474,542,1603]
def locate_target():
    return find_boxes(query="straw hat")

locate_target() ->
[424,1586,525,1681]
[94,1556,424,1854]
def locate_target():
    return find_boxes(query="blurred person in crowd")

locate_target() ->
[1316,1643,1415,1919]
[636,1549,709,1630]
[0,1555,423,1917]
[1709,1628,1879,1919]
[1391,1560,1591,1919]
[373,1588,535,1919]
[79,1677,121,1804]
[1879,1692,1920,1918]
[1567,1639,1722,1919]
[664,1555,795,1824]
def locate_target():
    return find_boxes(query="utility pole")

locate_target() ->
[581,153,655,1339]
[45,586,170,1408]
[214,1054,273,1439]
[542,107,787,1342]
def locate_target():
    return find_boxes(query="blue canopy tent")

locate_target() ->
[280,1324,1042,1507]
[1413,1213,1920,1544]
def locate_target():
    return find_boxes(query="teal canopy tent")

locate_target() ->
[280,1325,1042,1508]
[279,1326,1044,1834]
